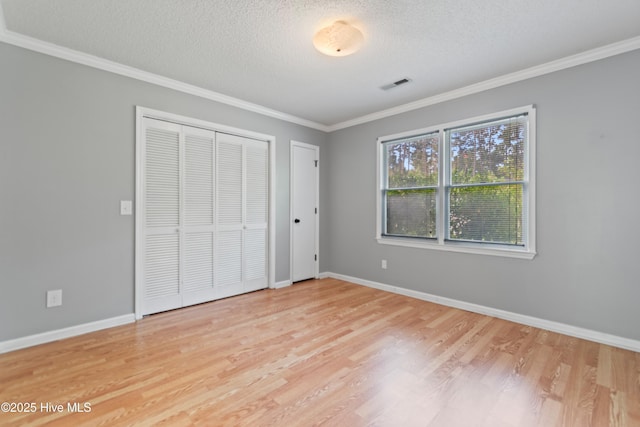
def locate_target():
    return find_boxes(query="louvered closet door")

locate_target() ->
[216,134,245,299]
[140,116,268,315]
[141,118,182,315]
[216,133,269,298]
[141,119,216,314]
[182,127,216,306]
[244,139,269,292]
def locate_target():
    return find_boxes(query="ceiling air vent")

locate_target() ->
[380,78,412,91]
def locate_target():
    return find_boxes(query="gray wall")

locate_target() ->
[325,49,640,341]
[2,39,639,345]
[0,42,327,341]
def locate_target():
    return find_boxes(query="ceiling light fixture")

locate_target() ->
[313,20,364,57]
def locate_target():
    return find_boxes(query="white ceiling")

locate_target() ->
[2,0,640,129]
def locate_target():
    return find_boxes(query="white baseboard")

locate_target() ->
[5,277,638,354]
[325,272,640,353]
[0,314,136,354]
[272,280,292,289]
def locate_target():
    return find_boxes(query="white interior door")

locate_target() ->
[291,141,319,282]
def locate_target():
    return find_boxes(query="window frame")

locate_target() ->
[376,105,536,259]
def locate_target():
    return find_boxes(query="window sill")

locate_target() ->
[376,237,536,260]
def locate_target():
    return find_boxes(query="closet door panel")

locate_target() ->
[244,140,269,291]
[217,137,243,227]
[215,230,243,298]
[141,119,182,314]
[184,132,214,226]
[244,228,267,289]
[143,233,180,313]
[145,125,180,228]
[182,128,216,306]
[246,142,269,225]
[216,134,244,297]
[182,231,215,306]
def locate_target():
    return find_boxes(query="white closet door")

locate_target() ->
[244,139,269,292]
[216,134,244,299]
[141,118,182,315]
[216,133,269,297]
[138,114,269,316]
[182,127,216,306]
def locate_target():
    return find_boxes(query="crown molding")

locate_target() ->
[1,1,638,134]
[0,17,330,132]
[327,36,640,132]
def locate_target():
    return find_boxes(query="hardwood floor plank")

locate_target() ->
[1,278,638,426]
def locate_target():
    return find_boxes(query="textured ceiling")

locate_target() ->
[2,0,640,128]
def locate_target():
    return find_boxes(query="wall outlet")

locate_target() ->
[46,289,62,308]
[381,259,387,269]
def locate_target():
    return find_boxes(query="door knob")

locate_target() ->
[294,218,301,223]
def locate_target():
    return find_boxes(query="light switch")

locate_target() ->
[47,289,62,308]
[120,200,133,216]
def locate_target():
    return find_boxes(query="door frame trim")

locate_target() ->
[135,106,276,319]
[289,140,320,283]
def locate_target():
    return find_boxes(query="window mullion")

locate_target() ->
[437,129,447,244]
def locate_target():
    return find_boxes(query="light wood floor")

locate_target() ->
[1,278,638,426]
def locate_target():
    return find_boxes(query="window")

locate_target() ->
[377,106,536,259]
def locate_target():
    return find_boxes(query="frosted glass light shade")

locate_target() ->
[313,21,364,57]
